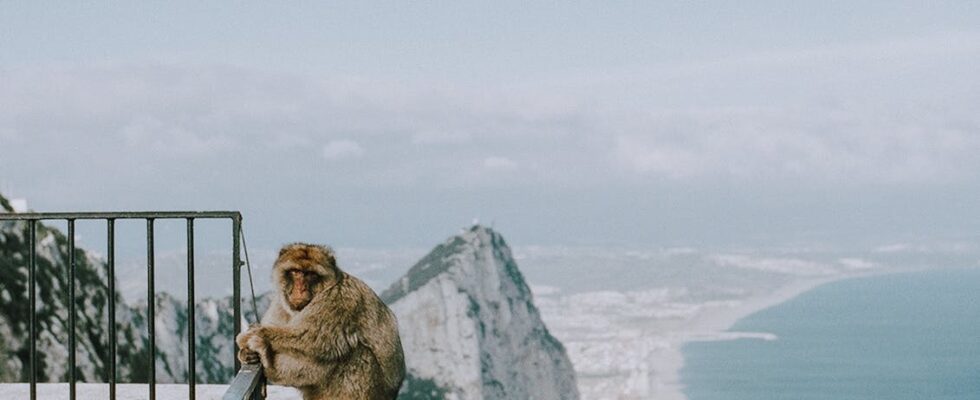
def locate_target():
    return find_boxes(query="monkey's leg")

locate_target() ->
[262,349,334,388]
[311,348,387,400]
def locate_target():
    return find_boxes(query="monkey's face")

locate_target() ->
[285,268,321,311]
[274,243,340,313]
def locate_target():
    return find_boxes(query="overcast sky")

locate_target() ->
[1,2,978,249]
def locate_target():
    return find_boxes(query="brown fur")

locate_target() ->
[237,243,406,400]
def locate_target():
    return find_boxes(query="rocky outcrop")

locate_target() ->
[383,226,579,400]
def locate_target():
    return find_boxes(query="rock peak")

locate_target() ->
[385,227,579,399]
[381,224,512,304]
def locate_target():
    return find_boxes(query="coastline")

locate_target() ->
[669,267,980,400]
[536,272,871,400]
[518,245,970,400]
[651,276,848,400]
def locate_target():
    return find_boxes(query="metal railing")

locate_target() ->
[0,211,258,400]
[222,363,265,400]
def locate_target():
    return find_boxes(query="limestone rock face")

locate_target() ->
[383,226,579,400]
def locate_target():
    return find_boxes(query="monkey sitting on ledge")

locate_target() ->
[237,243,405,400]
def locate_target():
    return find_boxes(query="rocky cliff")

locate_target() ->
[382,225,579,400]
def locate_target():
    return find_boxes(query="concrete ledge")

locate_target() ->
[0,383,302,399]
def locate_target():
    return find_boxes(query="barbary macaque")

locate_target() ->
[237,243,405,400]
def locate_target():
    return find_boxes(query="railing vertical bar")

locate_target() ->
[107,219,117,400]
[147,218,156,400]
[68,219,77,400]
[232,215,242,373]
[187,218,196,400]
[28,220,37,400]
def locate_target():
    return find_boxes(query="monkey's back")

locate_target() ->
[344,274,407,397]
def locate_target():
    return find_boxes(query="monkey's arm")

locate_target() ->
[258,320,359,361]
[238,300,293,365]
[237,328,335,387]
[257,289,363,360]
[235,297,289,364]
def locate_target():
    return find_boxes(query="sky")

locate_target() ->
[1,2,979,249]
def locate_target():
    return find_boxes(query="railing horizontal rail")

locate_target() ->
[222,364,265,400]
[0,211,241,220]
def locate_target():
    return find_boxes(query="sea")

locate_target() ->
[681,268,980,400]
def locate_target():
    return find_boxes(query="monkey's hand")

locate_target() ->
[236,327,270,365]
[238,347,260,364]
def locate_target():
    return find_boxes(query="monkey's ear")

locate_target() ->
[317,245,338,267]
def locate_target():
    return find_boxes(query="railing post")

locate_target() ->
[107,219,117,400]
[28,220,37,400]
[232,215,242,373]
[68,219,77,400]
[147,218,156,400]
[187,218,197,400]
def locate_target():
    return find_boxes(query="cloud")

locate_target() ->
[0,127,14,140]
[411,130,471,145]
[1,30,978,199]
[838,258,876,270]
[873,243,911,253]
[483,156,519,171]
[322,139,365,160]
[609,105,980,183]
[121,115,235,155]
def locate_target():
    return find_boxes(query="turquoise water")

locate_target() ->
[682,269,980,400]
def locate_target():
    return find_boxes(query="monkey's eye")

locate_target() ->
[288,269,320,282]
